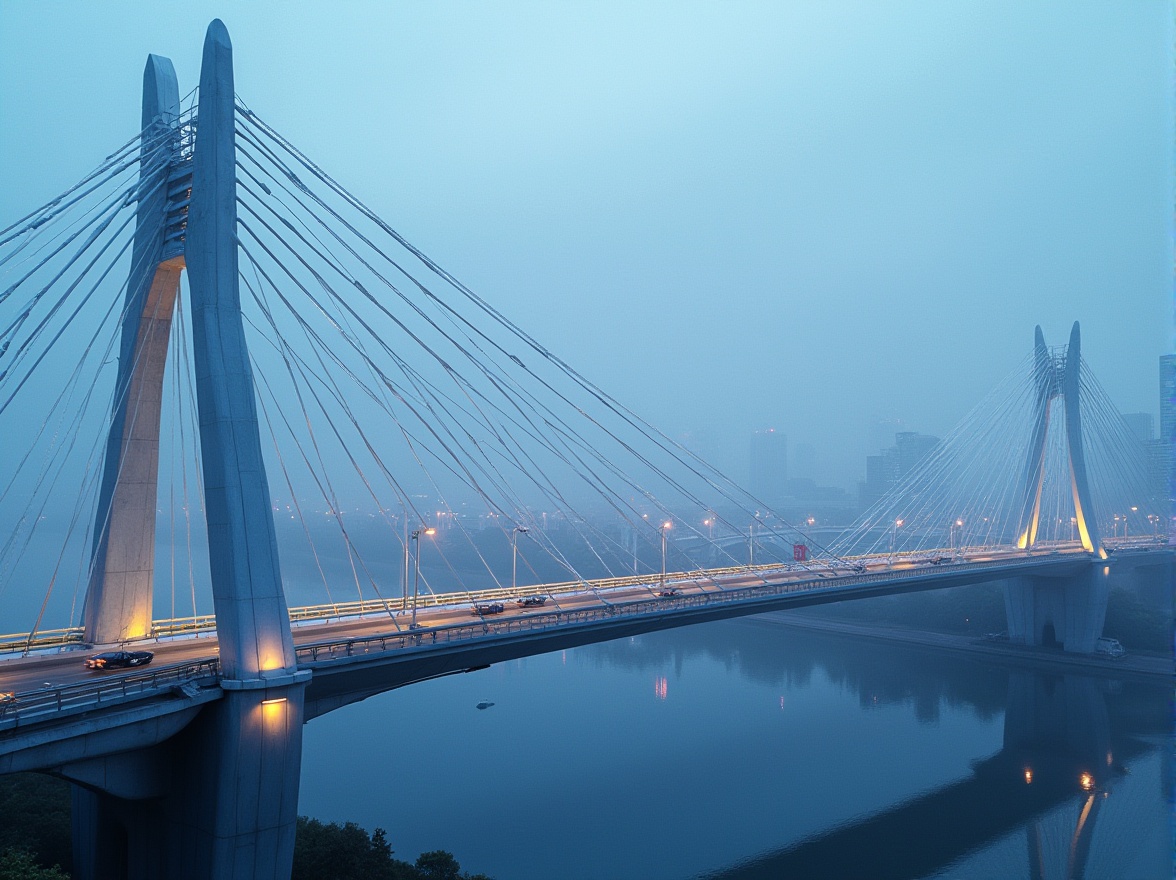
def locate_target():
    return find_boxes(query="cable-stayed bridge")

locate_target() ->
[0,21,1168,880]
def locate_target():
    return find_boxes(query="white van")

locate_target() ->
[1094,637,1125,658]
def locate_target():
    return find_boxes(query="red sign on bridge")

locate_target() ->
[793,543,807,562]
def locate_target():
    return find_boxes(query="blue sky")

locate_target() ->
[1,1,1171,487]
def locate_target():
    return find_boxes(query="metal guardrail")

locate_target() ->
[0,660,220,728]
[292,554,1075,665]
[2,540,1160,657]
[0,561,782,654]
[0,550,1139,730]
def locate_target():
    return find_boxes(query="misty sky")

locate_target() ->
[1,1,1171,490]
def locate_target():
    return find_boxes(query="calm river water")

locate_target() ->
[298,617,1173,880]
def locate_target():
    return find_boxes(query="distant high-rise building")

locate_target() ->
[1161,356,1176,443]
[858,431,939,512]
[895,431,941,477]
[1158,355,1175,521]
[750,429,787,507]
[1122,412,1155,443]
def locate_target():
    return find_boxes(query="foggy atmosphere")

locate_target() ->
[0,3,1172,880]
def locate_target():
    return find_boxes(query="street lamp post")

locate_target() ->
[411,526,436,628]
[661,521,672,590]
[512,526,529,591]
[951,518,963,558]
[748,524,755,566]
[401,515,410,612]
[890,518,904,566]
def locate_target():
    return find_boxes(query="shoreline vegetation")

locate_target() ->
[0,774,492,880]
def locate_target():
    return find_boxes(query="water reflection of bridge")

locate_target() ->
[697,659,1167,880]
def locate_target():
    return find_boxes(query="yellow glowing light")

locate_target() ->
[662,521,672,530]
[1024,769,1033,784]
[1079,772,1094,791]
[261,697,287,705]
[424,528,437,536]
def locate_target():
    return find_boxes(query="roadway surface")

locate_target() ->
[0,545,1109,698]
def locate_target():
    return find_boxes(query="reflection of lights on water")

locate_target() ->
[1079,772,1095,791]
[1106,751,1113,766]
[561,650,566,665]
[1024,769,1033,784]
[779,696,785,711]
[654,676,668,700]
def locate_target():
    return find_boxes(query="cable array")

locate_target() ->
[230,101,834,608]
[833,350,1163,559]
[0,91,1161,637]
[0,94,203,635]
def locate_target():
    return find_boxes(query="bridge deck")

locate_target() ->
[4,544,1154,740]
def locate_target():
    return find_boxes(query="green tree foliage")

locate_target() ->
[0,848,69,880]
[414,851,492,880]
[292,818,492,880]
[0,775,493,880]
[293,817,411,880]
[0,775,72,874]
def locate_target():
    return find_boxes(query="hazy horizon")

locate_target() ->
[1,2,1171,496]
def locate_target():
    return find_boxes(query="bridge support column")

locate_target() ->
[72,21,309,879]
[1003,568,1109,654]
[66,681,306,880]
[159,683,307,878]
[82,55,183,645]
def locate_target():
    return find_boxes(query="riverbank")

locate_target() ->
[744,612,1174,682]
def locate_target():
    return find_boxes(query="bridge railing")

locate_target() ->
[0,627,89,655]
[0,660,221,730]
[292,554,1074,666]
[0,561,790,655]
[8,541,1150,657]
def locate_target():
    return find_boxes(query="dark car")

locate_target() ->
[658,587,681,598]
[516,595,548,608]
[472,602,505,616]
[84,650,154,670]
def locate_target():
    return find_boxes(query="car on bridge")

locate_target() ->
[0,692,14,704]
[516,595,548,608]
[658,587,681,598]
[472,602,505,616]
[84,650,154,670]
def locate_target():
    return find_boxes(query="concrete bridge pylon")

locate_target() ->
[82,55,184,646]
[1014,322,1104,560]
[71,21,308,880]
[1006,321,1109,653]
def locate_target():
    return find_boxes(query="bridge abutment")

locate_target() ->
[1003,568,1109,653]
[67,682,306,880]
